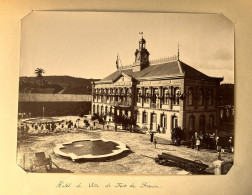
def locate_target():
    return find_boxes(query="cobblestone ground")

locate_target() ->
[17,124,234,175]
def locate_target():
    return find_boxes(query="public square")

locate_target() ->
[17,116,233,175]
[17,12,234,176]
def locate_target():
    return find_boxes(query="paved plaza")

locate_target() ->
[17,118,233,175]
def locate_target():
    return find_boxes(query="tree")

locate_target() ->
[34,68,48,88]
[35,68,45,78]
[113,114,132,131]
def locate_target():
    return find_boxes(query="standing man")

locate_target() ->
[150,132,154,143]
[154,139,157,149]
[191,130,196,149]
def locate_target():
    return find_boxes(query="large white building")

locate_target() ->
[92,37,223,140]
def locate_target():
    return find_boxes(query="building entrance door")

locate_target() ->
[170,115,178,140]
[151,113,157,131]
[161,114,167,134]
[171,116,178,129]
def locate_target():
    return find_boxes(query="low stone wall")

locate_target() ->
[18,101,91,117]
[19,93,91,102]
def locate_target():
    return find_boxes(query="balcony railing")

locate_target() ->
[113,101,131,107]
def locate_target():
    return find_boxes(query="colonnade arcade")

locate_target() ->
[93,87,132,107]
[93,103,132,121]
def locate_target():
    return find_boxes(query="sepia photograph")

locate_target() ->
[17,11,234,175]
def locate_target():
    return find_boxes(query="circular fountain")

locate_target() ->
[54,138,129,161]
[23,117,63,124]
[22,107,64,124]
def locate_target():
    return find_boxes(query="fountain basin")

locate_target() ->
[23,117,63,124]
[54,138,129,161]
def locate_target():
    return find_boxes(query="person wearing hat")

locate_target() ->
[150,132,154,143]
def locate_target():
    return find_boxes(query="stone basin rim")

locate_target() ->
[22,117,64,124]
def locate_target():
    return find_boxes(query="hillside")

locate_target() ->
[19,76,100,95]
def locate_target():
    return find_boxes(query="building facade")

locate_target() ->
[92,37,223,140]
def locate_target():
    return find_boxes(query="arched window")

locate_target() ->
[153,88,158,103]
[189,115,195,131]
[136,111,140,123]
[198,88,204,106]
[137,88,141,102]
[142,111,148,123]
[164,88,169,104]
[97,105,99,115]
[188,88,194,106]
[115,89,118,101]
[101,106,103,115]
[161,114,167,129]
[93,105,96,114]
[209,115,214,131]
[199,115,205,132]
[208,89,213,106]
[144,88,149,103]
[174,87,180,105]
[172,115,178,129]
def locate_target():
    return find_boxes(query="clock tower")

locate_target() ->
[133,37,150,72]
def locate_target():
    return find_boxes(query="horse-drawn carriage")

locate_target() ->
[171,127,184,145]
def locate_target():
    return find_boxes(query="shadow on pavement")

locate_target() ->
[46,167,73,173]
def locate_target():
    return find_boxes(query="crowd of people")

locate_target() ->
[190,130,234,153]
[17,119,81,139]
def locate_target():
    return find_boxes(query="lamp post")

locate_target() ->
[43,107,45,119]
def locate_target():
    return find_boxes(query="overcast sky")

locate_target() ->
[20,11,234,83]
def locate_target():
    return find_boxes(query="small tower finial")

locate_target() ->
[139,32,143,38]
[116,53,119,70]
[177,42,181,60]
[177,42,180,60]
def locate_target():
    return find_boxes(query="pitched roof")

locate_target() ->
[96,60,222,84]
[179,61,210,79]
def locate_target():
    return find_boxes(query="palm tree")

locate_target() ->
[34,68,47,87]
[35,68,45,78]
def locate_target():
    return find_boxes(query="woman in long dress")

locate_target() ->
[196,132,201,151]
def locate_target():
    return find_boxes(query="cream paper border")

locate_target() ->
[0,0,251,194]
